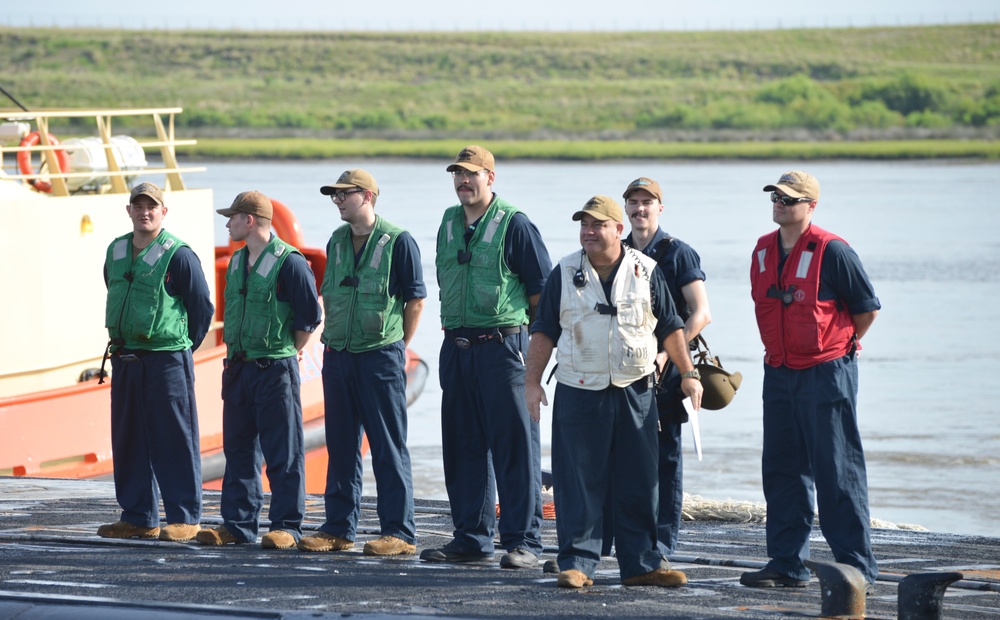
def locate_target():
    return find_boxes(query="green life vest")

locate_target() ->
[321,216,405,352]
[105,229,191,352]
[223,236,300,359]
[435,196,528,329]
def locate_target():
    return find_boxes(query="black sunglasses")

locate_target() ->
[770,191,812,207]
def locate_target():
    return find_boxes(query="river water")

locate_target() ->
[188,158,999,538]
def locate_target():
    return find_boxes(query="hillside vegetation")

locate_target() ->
[2,25,999,142]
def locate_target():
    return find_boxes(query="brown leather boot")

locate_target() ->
[195,525,242,545]
[96,520,160,539]
[363,535,416,556]
[622,567,688,587]
[297,531,354,552]
[159,523,202,542]
[557,569,594,588]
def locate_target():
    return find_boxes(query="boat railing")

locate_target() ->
[0,107,204,197]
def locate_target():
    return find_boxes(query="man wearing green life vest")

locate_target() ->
[297,169,426,556]
[196,190,322,550]
[98,182,214,543]
[420,146,552,569]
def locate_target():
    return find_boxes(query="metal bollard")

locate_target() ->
[897,571,963,620]
[804,559,867,619]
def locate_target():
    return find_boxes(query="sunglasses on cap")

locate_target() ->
[770,191,812,207]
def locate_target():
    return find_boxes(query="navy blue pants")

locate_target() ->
[110,350,201,528]
[320,340,415,543]
[656,411,684,555]
[220,356,305,542]
[438,329,543,555]
[552,379,661,580]
[602,389,685,557]
[761,355,878,583]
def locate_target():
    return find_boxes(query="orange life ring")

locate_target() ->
[270,198,326,293]
[17,131,71,193]
[213,196,326,330]
[269,197,307,248]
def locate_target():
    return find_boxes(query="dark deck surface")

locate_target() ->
[0,477,997,619]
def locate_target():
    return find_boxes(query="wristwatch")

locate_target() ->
[680,369,701,380]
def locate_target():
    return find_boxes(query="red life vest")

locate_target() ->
[750,225,858,369]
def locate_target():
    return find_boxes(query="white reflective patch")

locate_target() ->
[162,237,175,250]
[142,242,166,266]
[275,244,287,257]
[757,248,767,273]
[446,220,455,244]
[369,233,391,270]
[257,252,278,278]
[334,242,342,266]
[112,239,129,261]
[482,210,505,244]
[796,251,813,279]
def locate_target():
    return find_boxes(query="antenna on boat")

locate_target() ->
[0,85,29,112]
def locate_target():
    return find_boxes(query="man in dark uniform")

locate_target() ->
[622,176,712,559]
[197,190,322,550]
[742,171,880,591]
[298,169,426,556]
[99,182,213,542]
[525,195,703,588]
[421,145,551,569]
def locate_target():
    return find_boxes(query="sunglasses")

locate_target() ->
[329,188,365,202]
[770,191,812,207]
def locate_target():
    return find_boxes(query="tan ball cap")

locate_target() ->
[216,190,274,219]
[572,195,624,223]
[623,177,662,202]
[129,182,164,205]
[763,171,820,201]
[446,145,495,172]
[320,168,379,197]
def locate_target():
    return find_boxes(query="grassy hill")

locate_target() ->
[2,25,999,158]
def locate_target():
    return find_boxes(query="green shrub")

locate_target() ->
[849,100,904,129]
[756,74,834,105]
[786,98,855,131]
[853,73,953,116]
[955,83,1000,127]
[905,110,954,128]
[636,104,711,130]
[707,101,784,130]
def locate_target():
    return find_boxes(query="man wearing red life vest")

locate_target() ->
[743,171,880,593]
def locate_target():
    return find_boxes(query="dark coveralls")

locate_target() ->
[221,250,322,543]
[760,240,880,583]
[107,246,213,528]
[630,228,706,556]
[438,211,551,556]
[532,257,684,579]
[321,232,426,544]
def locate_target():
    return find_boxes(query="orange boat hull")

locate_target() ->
[0,339,426,495]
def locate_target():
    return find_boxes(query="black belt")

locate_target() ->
[114,348,153,362]
[445,325,526,349]
[228,353,275,369]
